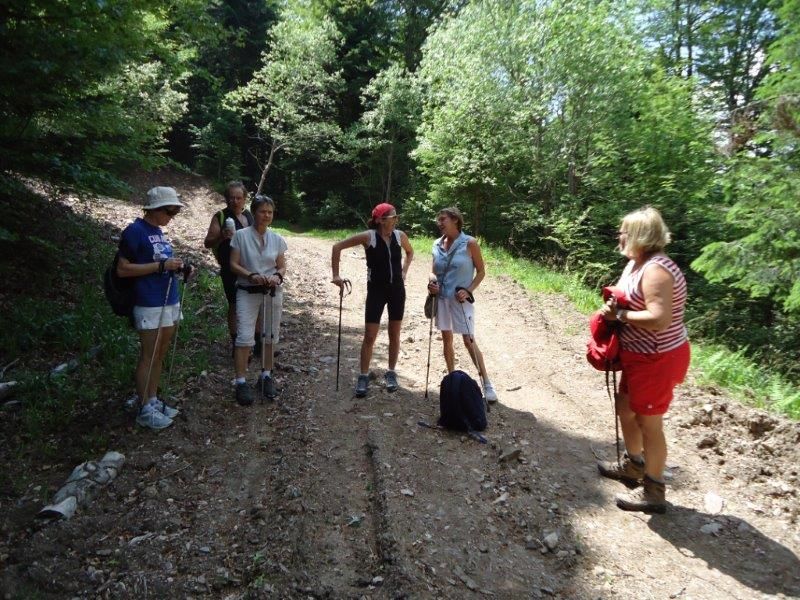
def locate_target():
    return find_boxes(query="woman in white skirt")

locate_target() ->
[426,207,498,403]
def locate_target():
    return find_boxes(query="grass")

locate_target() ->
[691,345,800,419]
[279,224,800,420]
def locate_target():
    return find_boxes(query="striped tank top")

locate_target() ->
[618,254,688,354]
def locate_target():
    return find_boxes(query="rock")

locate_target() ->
[543,532,559,550]
[499,448,522,463]
[453,566,478,591]
[697,434,717,449]
[400,488,414,497]
[748,415,777,438]
[700,522,722,535]
[493,492,509,504]
[704,491,725,515]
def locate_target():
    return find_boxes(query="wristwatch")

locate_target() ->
[615,309,627,322]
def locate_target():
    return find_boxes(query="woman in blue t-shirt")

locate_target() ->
[117,187,187,430]
[426,207,498,403]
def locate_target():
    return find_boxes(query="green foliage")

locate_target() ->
[346,63,422,207]
[0,0,209,190]
[414,0,718,281]
[693,0,800,316]
[643,0,776,113]
[227,15,345,157]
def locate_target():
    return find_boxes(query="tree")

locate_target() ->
[692,0,800,316]
[413,0,718,278]
[347,64,422,204]
[226,14,346,195]
[642,0,776,119]
[175,0,281,182]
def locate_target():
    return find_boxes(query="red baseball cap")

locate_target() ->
[371,202,396,220]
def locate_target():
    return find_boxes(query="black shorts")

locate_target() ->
[365,283,405,324]
[221,271,238,305]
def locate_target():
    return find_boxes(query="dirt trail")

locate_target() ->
[1,175,799,599]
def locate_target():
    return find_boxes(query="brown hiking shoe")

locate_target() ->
[616,475,667,514]
[597,453,645,487]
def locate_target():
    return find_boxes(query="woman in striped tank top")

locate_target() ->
[597,207,690,514]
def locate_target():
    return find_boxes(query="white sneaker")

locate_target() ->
[483,381,498,403]
[136,402,173,430]
[157,399,180,419]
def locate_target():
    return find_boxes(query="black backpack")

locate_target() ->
[438,370,487,432]
[103,252,135,319]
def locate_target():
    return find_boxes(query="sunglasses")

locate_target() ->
[381,214,399,221]
[162,207,181,216]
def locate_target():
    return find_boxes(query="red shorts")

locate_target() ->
[619,342,690,416]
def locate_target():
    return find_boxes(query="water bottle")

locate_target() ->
[225,217,235,233]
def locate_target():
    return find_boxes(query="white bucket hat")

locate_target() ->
[143,186,185,210]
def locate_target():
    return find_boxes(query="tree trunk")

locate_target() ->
[472,192,481,238]
[685,0,694,78]
[385,143,394,202]
[256,140,279,195]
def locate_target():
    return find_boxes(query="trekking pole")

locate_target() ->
[261,284,277,401]
[143,274,174,405]
[335,279,352,391]
[456,287,480,376]
[164,263,192,402]
[270,286,277,395]
[424,295,436,400]
[456,287,489,413]
[607,367,622,468]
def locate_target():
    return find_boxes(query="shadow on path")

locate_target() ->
[649,505,800,596]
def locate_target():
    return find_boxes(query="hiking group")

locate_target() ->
[115,185,689,514]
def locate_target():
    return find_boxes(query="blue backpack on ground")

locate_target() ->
[438,370,487,432]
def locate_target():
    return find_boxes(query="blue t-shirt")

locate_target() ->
[119,218,179,307]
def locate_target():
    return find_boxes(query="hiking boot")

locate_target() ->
[136,403,173,430]
[235,382,254,406]
[157,399,180,419]
[616,475,667,514]
[355,375,369,398]
[597,453,645,487]
[384,370,399,392]
[483,381,498,403]
[257,374,276,400]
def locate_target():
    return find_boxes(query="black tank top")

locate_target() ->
[216,207,253,274]
[365,230,403,286]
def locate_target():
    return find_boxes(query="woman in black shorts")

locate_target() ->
[331,203,414,397]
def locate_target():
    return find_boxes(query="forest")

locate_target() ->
[1,0,798,407]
